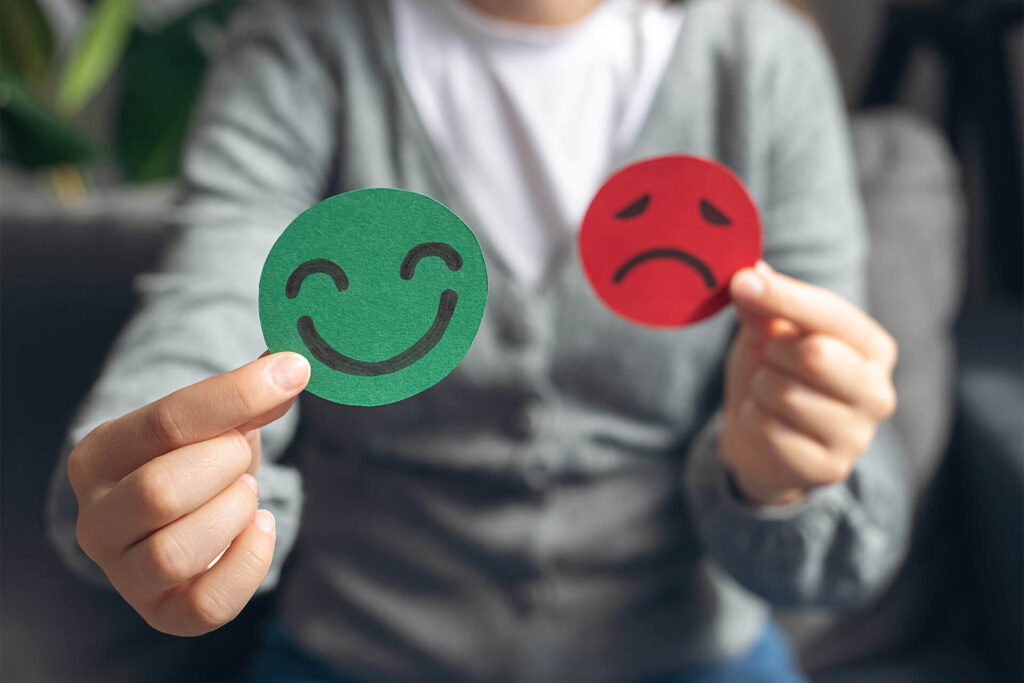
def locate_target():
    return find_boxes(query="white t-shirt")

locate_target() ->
[391,0,685,287]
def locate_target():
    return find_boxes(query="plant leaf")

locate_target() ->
[0,0,54,87]
[0,71,96,167]
[115,0,240,181]
[115,20,201,181]
[56,0,136,115]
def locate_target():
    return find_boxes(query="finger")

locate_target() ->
[153,510,275,636]
[242,429,261,478]
[763,334,897,419]
[725,316,801,414]
[737,311,801,344]
[738,399,853,489]
[82,352,309,482]
[749,367,877,456]
[123,475,260,594]
[731,264,897,365]
[97,432,255,551]
[725,325,763,410]
[235,397,297,435]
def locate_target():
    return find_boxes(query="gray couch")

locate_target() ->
[1,109,1019,682]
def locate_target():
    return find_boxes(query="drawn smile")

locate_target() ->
[296,289,458,377]
[612,248,717,289]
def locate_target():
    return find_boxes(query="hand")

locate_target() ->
[68,352,310,636]
[720,262,898,506]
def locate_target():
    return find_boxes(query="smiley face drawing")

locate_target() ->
[259,189,488,406]
[579,155,762,327]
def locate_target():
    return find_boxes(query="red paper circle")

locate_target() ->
[579,155,762,327]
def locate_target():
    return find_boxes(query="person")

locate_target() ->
[47,0,911,680]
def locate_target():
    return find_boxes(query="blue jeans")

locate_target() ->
[246,619,807,683]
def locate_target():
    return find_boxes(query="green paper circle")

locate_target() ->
[259,189,488,406]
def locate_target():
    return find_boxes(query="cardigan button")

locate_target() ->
[518,578,549,613]
[523,452,552,490]
[516,403,542,436]
[526,580,549,608]
[497,314,531,347]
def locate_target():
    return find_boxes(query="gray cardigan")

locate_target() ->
[47,0,912,679]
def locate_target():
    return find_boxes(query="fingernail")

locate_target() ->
[254,510,276,534]
[240,473,259,497]
[271,353,310,391]
[755,261,774,275]
[733,271,764,299]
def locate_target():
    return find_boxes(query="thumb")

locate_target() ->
[734,264,801,341]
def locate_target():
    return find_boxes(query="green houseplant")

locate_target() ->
[1,0,238,199]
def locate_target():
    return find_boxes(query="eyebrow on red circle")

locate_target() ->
[699,199,731,226]
[614,194,651,220]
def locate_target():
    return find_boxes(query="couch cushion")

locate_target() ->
[778,109,966,672]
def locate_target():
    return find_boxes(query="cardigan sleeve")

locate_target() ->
[683,7,913,610]
[45,0,337,592]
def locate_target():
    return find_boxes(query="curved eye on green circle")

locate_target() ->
[259,188,488,406]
